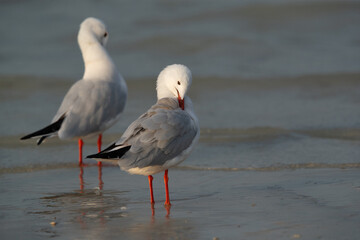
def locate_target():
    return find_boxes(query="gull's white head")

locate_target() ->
[78,17,109,48]
[157,64,192,110]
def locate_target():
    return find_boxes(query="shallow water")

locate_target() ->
[1,0,360,239]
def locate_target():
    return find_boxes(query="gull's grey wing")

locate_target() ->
[53,78,127,139]
[111,97,198,169]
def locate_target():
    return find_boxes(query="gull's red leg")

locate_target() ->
[164,170,171,206]
[78,138,84,166]
[97,134,102,152]
[148,175,155,204]
[97,134,102,166]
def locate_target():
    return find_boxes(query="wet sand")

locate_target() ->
[1,164,359,240]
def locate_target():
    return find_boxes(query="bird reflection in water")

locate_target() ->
[150,200,171,217]
[78,164,104,193]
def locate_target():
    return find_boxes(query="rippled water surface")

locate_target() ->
[1,0,360,239]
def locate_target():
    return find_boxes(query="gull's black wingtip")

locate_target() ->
[20,132,37,140]
[86,153,100,159]
[86,145,131,160]
[20,136,28,140]
[19,114,66,143]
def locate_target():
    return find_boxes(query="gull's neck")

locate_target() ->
[80,42,118,81]
[157,88,176,100]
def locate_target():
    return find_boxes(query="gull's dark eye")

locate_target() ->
[177,81,181,85]
[103,32,108,37]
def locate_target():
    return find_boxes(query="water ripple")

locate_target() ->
[176,163,360,172]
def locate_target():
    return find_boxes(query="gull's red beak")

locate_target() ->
[176,89,184,110]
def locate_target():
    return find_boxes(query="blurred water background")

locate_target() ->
[0,0,360,239]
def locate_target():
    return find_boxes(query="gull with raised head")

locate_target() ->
[21,17,127,166]
[87,64,199,206]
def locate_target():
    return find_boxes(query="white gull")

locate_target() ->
[21,17,127,166]
[87,64,199,206]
